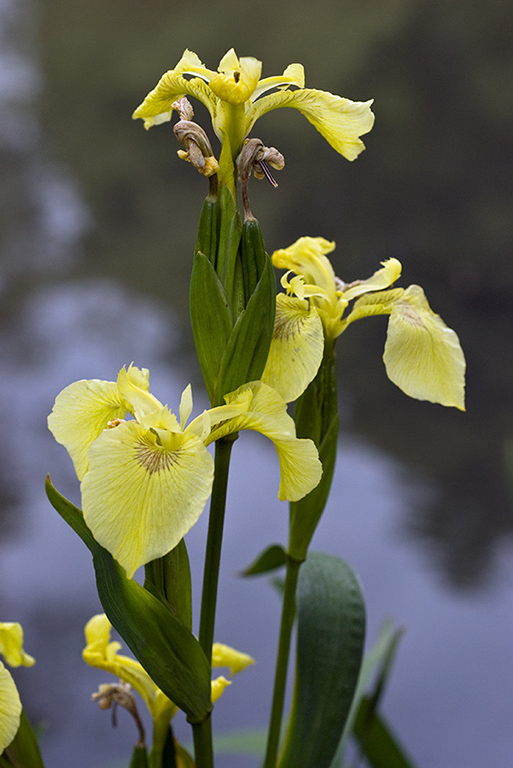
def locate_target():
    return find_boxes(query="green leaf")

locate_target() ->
[288,353,339,561]
[190,251,233,403]
[278,552,366,768]
[240,544,287,576]
[1,711,45,768]
[216,255,276,401]
[129,744,148,768]
[331,621,405,766]
[45,477,212,725]
[144,540,193,630]
[353,698,415,768]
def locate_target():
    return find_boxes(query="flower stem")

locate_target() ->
[263,554,303,768]
[193,435,236,768]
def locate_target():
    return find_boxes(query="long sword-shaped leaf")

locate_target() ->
[45,477,212,724]
[278,552,366,768]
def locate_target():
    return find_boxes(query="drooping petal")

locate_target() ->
[211,676,231,702]
[83,614,177,722]
[261,294,324,402]
[343,258,402,301]
[211,643,255,677]
[81,418,214,577]
[0,661,21,752]
[0,623,35,668]
[383,285,466,409]
[249,89,375,160]
[48,378,127,480]
[207,382,322,501]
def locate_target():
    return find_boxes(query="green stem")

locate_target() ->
[263,555,303,768]
[193,435,236,768]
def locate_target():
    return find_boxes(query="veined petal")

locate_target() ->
[0,623,35,668]
[207,382,322,500]
[0,661,21,752]
[48,378,126,480]
[261,294,324,402]
[83,614,177,722]
[132,74,217,129]
[248,88,374,160]
[81,420,214,577]
[211,643,255,677]
[383,285,466,409]
[343,258,402,301]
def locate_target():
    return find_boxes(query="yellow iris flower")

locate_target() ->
[48,365,322,576]
[83,614,253,730]
[132,48,375,188]
[263,237,466,410]
[0,622,35,753]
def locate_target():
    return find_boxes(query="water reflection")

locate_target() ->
[1,0,513,765]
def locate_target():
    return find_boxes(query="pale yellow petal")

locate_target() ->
[0,623,34,668]
[83,614,176,721]
[211,676,231,703]
[179,384,193,430]
[343,258,402,301]
[261,294,324,402]
[209,55,262,104]
[207,382,322,500]
[252,63,305,99]
[211,643,255,677]
[249,89,375,160]
[272,237,337,298]
[117,364,164,421]
[132,74,217,128]
[48,379,126,480]
[274,437,323,501]
[383,285,466,410]
[0,662,21,752]
[81,420,214,577]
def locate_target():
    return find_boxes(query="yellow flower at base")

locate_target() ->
[48,366,322,576]
[83,615,251,725]
[0,622,35,753]
[266,237,465,410]
[133,49,374,187]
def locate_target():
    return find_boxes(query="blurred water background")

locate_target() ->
[1,0,512,766]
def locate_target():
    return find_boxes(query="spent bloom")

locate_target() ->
[132,48,374,187]
[262,237,466,409]
[0,622,35,753]
[48,365,322,576]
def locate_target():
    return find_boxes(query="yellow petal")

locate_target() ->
[343,258,402,301]
[48,378,126,480]
[383,285,466,409]
[211,643,255,677]
[252,63,305,99]
[272,237,337,299]
[132,73,216,129]
[261,294,324,402]
[81,418,214,577]
[0,623,35,668]
[0,661,21,752]
[211,676,231,703]
[207,382,322,501]
[117,364,164,421]
[204,50,262,105]
[249,89,375,160]
[83,614,177,722]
